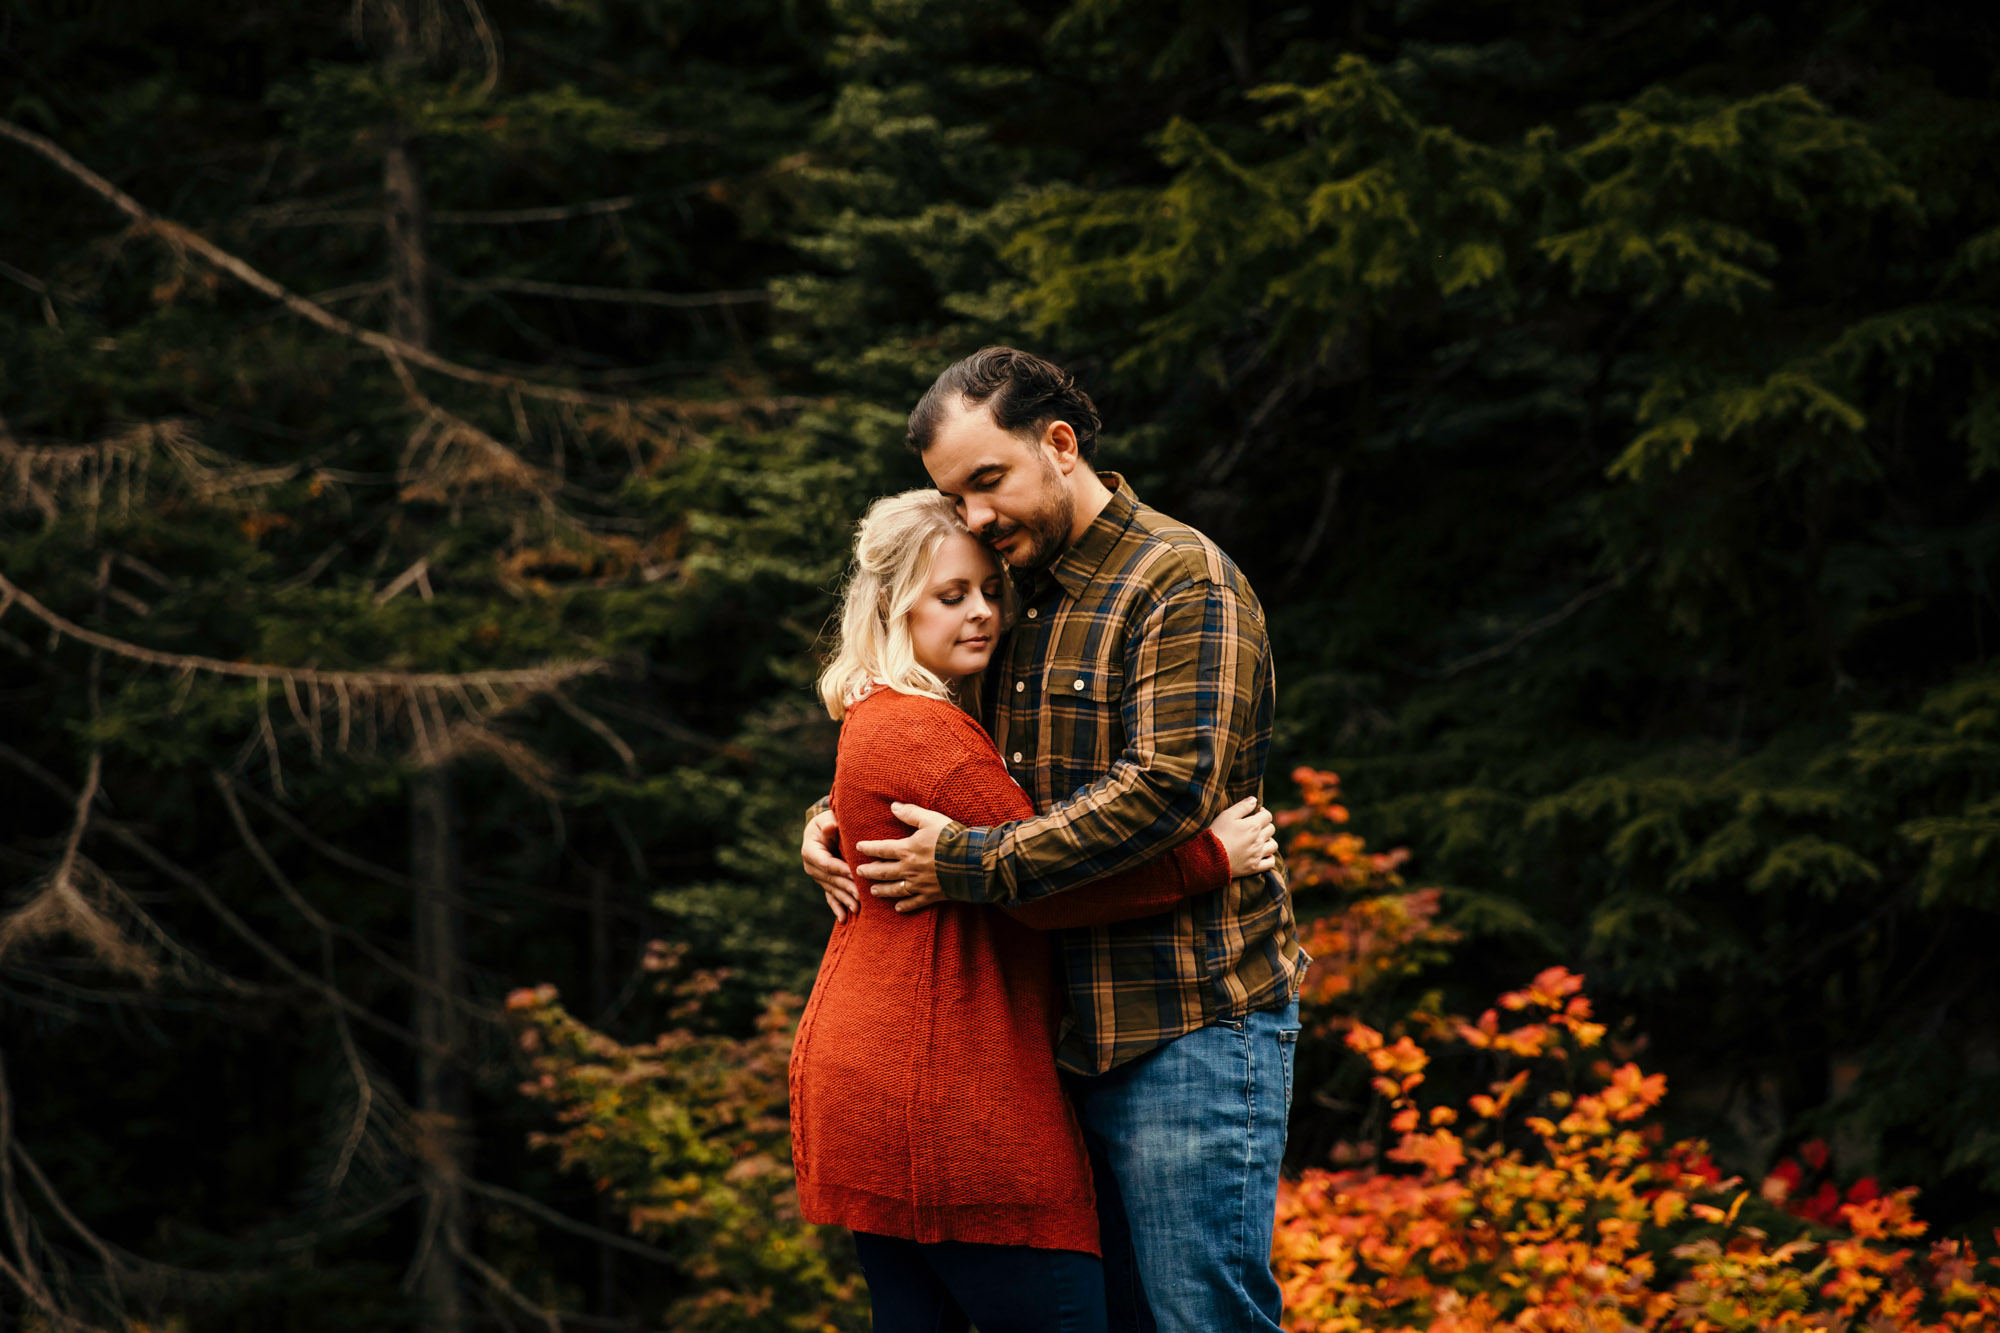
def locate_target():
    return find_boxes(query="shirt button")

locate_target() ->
[1025,608,1038,619]
[1073,679,1086,691]
[1012,751,1023,763]
[1014,681,1026,693]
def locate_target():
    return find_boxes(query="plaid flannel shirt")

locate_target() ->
[935,475,1306,1075]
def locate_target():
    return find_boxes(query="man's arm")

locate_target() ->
[870,576,1264,909]
[799,796,859,922]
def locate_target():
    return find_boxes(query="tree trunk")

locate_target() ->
[384,138,432,351]
[410,770,466,1333]
[385,118,464,1333]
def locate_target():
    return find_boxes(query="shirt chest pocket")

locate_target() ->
[1042,656,1124,790]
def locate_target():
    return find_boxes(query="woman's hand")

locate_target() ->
[1209,796,1280,879]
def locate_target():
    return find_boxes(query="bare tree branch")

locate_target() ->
[0,751,159,984]
[1428,573,1630,679]
[460,1178,674,1269]
[548,692,637,776]
[434,196,638,224]
[448,1234,562,1333]
[248,196,643,228]
[0,117,778,415]
[0,259,61,329]
[224,778,651,921]
[0,570,605,693]
[445,274,769,310]
[0,1048,107,1332]
[211,773,506,1028]
[0,741,438,1057]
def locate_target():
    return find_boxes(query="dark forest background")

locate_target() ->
[2,0,1997,1328]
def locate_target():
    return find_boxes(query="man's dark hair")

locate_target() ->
[906,346,1102,463]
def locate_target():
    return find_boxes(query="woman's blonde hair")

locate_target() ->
[817,489,1013,721]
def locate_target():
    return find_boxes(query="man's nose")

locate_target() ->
[963,499,995,533]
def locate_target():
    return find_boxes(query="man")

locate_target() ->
[801,347,1305,1333]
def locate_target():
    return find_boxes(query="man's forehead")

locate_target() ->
[925,405,1031,488]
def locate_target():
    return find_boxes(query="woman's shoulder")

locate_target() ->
[843,688,991,757]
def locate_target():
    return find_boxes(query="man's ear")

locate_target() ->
[1043,419,1080,475]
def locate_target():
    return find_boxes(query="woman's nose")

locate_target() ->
[966,592,994,622]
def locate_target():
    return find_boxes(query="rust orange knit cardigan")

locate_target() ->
[788,687,1230,1254]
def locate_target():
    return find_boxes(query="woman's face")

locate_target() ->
[907,532,1005,684]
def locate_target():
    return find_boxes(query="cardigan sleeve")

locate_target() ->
[926,748,1232,932]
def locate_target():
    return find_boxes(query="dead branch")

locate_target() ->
[0,418,323,526]
[210,772,506,1028]
[448,1233,563,1333]
[548,692,637,776]
[0,116,777,417]
[445,273,769,310]
[224,779,649,920]
[0,741,439,1057]
[1428,572,1632,679]
[435,196,639,224]
[374,554,436,605]
[381,357,576,518]
[0,569,605,693]
[458,0,502,95]
[9,1143,241,1303]
[249,196,641,228]
[0,1049,107,1333]
[0,258,62,329]
[0,751,159,984]
[461,1178,674,1269]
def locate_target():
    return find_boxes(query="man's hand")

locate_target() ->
[801,809,859,923]
[856,802,954,914]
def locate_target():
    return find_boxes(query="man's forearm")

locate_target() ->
[935,751,1228,906]
[939,576,1263,906]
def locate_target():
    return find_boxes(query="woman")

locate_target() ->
[788,490,1279,1333]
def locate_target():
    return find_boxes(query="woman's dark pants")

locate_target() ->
[851,1231,1108,1333]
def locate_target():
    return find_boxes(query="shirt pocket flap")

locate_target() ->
[1045,658,1120,701]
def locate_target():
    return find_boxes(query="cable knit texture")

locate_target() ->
[789,687,1230,1253]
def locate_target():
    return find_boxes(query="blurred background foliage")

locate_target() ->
[1,0,1996,1327]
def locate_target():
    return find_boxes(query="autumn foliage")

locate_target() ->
[1271,961,2000,1331]
[1282,767,1456,1023]
[505,947,863,1331]
[505,768,2000,1333]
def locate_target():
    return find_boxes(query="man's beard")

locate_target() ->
[978,464,1073,573]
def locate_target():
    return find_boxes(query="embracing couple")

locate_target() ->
[789,347,1307,1333]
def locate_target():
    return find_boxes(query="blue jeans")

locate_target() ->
[1066,999,1300,1333]
[851,1232,1107,1333]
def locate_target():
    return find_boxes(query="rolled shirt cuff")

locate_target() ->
[933,820,993,903]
